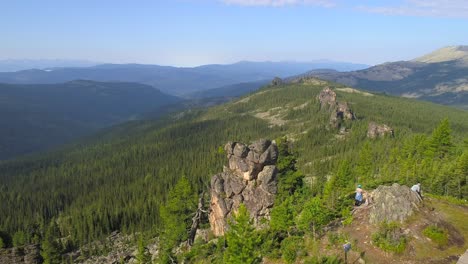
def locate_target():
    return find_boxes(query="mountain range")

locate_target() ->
[0,61,369,95]
[298,45,468,109]
[0,59,99,72]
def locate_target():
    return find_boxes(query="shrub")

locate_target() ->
[280,236,305,264]
[371,222,407,253]
[422,225,448,247]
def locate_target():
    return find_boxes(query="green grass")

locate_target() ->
[371,222,407,254]
[423,225,448,247]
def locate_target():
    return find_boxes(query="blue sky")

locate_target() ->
[2,0,468,66]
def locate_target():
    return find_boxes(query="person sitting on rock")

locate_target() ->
[411,183,422,199]
[355,184,364,206]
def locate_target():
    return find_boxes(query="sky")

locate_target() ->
[2,0,468,66]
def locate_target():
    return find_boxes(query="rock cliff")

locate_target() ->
[209,139,279,236]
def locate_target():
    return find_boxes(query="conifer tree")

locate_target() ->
[158,176,197,263]
[224,204,261,264]
[136,234,150,264]
[40,221,63,264]
[429,118,454,158]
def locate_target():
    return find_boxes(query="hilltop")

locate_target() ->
[0,78,467,263]
[413,45,468,64]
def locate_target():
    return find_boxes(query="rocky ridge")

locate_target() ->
[209,139,279,236]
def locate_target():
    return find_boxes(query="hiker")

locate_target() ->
[355,184,364,206]
[411,183,422,199]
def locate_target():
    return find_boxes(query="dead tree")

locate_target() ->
[188,192,208,246]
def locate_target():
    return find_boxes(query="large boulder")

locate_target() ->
[270,77,283,86]
[369,183,422,224]
[367,122,394,139]
[209,139,279,236]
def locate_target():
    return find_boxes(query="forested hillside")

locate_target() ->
[1,78,467,263]
[0,80,180,160]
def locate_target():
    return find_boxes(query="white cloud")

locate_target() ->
[221,0,336,8]
[357,0,468,18]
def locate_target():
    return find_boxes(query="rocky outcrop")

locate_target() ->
[0,244,41,264]
[367,122,394,138]
[317,87,337,109]
[270,77,283,86]
[209,139,279,236]
[317,87,355,128]
[369,183,422,225]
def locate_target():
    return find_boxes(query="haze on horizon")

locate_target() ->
[2,0,468,67]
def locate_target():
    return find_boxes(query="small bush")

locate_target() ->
[371,222,407,253]
[0,237,4,249]
[423,225,448,247]
[281,236,305,264]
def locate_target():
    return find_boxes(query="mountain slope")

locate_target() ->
[299,46,468,109]
[413,45,468,64]
[0,80,180,160]
[0,61,369,95]
[184,80,269,99]
[1,79,468,263]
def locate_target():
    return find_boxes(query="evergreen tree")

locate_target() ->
[296,197,332,238]
[270,197,294,232]
[158,176,197,263]
[40,221,63,264]
[355,142,373,182]
[428,118,454,158]
[136,234,150,264]
[224,204,261,264]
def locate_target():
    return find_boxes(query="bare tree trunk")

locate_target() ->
[188,192,207,246]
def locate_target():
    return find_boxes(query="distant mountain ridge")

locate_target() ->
[296,46,468,109]
[0,59,99,72]
[0,61,369,95]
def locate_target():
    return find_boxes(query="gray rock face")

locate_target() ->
[367,122,394,138]
[0,244,41,264]
[209,139,279,236]
[369,183,422,225]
